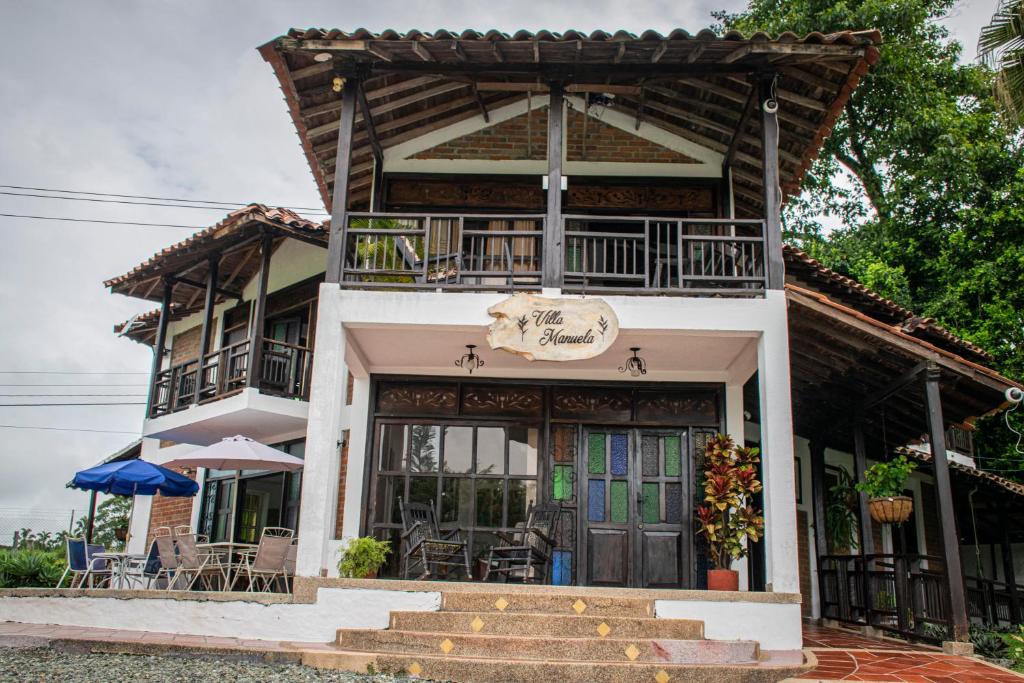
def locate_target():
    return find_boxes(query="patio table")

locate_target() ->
[92,551,147,589]
[197,542,258,590]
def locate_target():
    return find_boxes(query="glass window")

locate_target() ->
[476,428,505,475]
[409,425,440,472]
[443,426,473,474]
[408,476,437,508]
[475,480,504,527]
[509,427,539,476]
[441,477,473,526]
[507,479,537,528]
[379,424,408,471]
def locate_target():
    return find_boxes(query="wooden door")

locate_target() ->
[634,429,692,589]
[580,428,634,587]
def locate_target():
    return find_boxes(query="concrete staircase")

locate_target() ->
[300,590,810,682]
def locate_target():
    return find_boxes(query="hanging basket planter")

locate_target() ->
[868,496,913,524]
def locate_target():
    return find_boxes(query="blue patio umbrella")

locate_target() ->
[70,459,199,546]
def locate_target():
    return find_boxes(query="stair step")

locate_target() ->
[301,648,811,683]
[388,611,704,639]
[441,592,653,617]
[337,629,758,664]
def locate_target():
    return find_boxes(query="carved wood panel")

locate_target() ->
[635,391,718,425]
[387,179,543,209]
[376,383,458,415]
[551,387,632,422]
[566,185,714,212]
[461,385,544,418]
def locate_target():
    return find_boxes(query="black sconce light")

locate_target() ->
[455,344,485,374]
[618,347,647,377]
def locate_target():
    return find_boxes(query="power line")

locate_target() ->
[0,384,146,387]
[0,190,240,212]
[0,213,199,229]
[0,424,140,435]
[0,371,148,375]
[0,402,145,407]
[0,184,328,214]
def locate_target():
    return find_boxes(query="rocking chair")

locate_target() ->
[482,502,561,583]
[398,498,472,580]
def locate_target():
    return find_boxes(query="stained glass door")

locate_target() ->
[635,429,691,588]
[580,428,634,587]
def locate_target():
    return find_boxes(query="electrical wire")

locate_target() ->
[0,371,147,375]
[0,184,328,214]
[0,384,146,387]
[0,424,140,434]
[0,213,199,229]
[0,394,146,397]
[0,402,144,407]
[0,191,240,212]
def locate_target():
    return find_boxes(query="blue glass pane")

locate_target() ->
[552,550,572,585]
[587,479,605,522]
[610,434,628,475]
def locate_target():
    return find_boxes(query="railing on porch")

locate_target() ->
[819,553,951,643]
[149,338,312,419]
[966,574,1024,626]
[336,213,767,294]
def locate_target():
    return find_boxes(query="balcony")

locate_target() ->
[338,213,767,296]
[149,337,312,420]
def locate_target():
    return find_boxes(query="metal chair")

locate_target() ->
[482,502,561,583]
[240,531,292,592]
[260,527,294,538]
[58,538,111,588]
[173,532,223,590]
[398,498,472,580]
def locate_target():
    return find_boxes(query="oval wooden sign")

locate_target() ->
[486,294,619,362]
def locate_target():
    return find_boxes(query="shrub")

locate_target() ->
[855,455,917,499]
[0,548,66,588]
[971,624,1009,660]
[695,434,764,570]
[337,537,390,578]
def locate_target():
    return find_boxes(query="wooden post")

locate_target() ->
[923,364,970,641]
[758,75,785,290]
[326,77,359,283]
[146,279,173,416]
[193,256,218,405]
[246,232,273,390]
[1001,498,1021,623]
[852,421,875,555]
[809,437,829,554]
[544,83,564,288]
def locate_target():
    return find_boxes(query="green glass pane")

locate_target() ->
[664,436,682,477]
[642,482,660,524]
[553,465,573,501]
[587,434,606,474]
[610,480,628,523]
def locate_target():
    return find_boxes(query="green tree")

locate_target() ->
[717,0,1024,476]
[979,0,1024,124]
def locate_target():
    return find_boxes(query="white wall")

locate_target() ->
[655,599,802,651]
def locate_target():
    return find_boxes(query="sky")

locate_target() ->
[0,0,997,540]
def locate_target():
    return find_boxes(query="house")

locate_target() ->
[9,26,1023,680]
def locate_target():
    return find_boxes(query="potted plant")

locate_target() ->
[337,537,391,579]
[856,455,917,524]
[696,434,764,591]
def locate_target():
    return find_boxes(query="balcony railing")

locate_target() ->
[338,213,767,295]
[148,338,312,419]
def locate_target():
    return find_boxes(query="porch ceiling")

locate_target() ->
[258,28,880,217]
[346,324,755,381]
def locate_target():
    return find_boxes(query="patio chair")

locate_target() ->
[173,532,224,591]
[58,538,111,588]
[154,535,180,589]
[482,502,561,584]
[282,540,298,593]
[239,531,292,592]
[398,498,472,580]
[82,543,113,588]
[123,540,163,589]
[260,527,294,538]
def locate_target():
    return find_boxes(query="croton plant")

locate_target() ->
[696,434,765,570]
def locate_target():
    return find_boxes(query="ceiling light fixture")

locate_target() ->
[619,347,647,377]
[314,52,333,63]
[455,344,485,374]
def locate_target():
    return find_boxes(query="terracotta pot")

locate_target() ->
[868,496,913,524]
[707,568,739,591]
[114,527,128,542]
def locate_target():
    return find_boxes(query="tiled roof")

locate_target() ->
[898,446,1024,497]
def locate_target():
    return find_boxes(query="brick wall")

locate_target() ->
[334,430,350,539]
[170,324,201,365]
[411,108,698,164]
[797,509,812,616]
[145,466,198,547]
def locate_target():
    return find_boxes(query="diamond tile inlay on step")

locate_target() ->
[572,599,587,614]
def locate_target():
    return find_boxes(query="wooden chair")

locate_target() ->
[398,498,472,580]
[482,502,561,584]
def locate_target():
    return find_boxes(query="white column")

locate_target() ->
[341,377,372,539]
[296,288,348,577]
[756,291,800,594]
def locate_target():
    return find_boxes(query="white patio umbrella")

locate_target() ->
[162,435,304,546]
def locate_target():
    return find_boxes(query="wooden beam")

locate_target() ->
[778,66,839,93]
[635,88,645,130]
[477,82,548,92]
[306,82,469,138]
[651,41,668,63]
[246,233,273,390]
[614,42,627,64]
[167,276,241,300]
[565,83,642,95]
[723,87,758,169]
[492,41,505,63]
[745,43,865,58]
[357,82,383,166]
[288,60,334,81]
[192,257,218,405]
[450,40,467,62]
[146,280,173,416]
[544,83,564,287]
[923,365,970,642]
[721,44,754,64]
[685,43,707,63]
[861,362,928,412]
[410,41,433,62]
[759,75,785,290]
[777,87,829,112]
[326,78,358,283]
[473,87,490,123]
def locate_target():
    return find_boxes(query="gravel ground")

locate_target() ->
[0,647,418,683]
